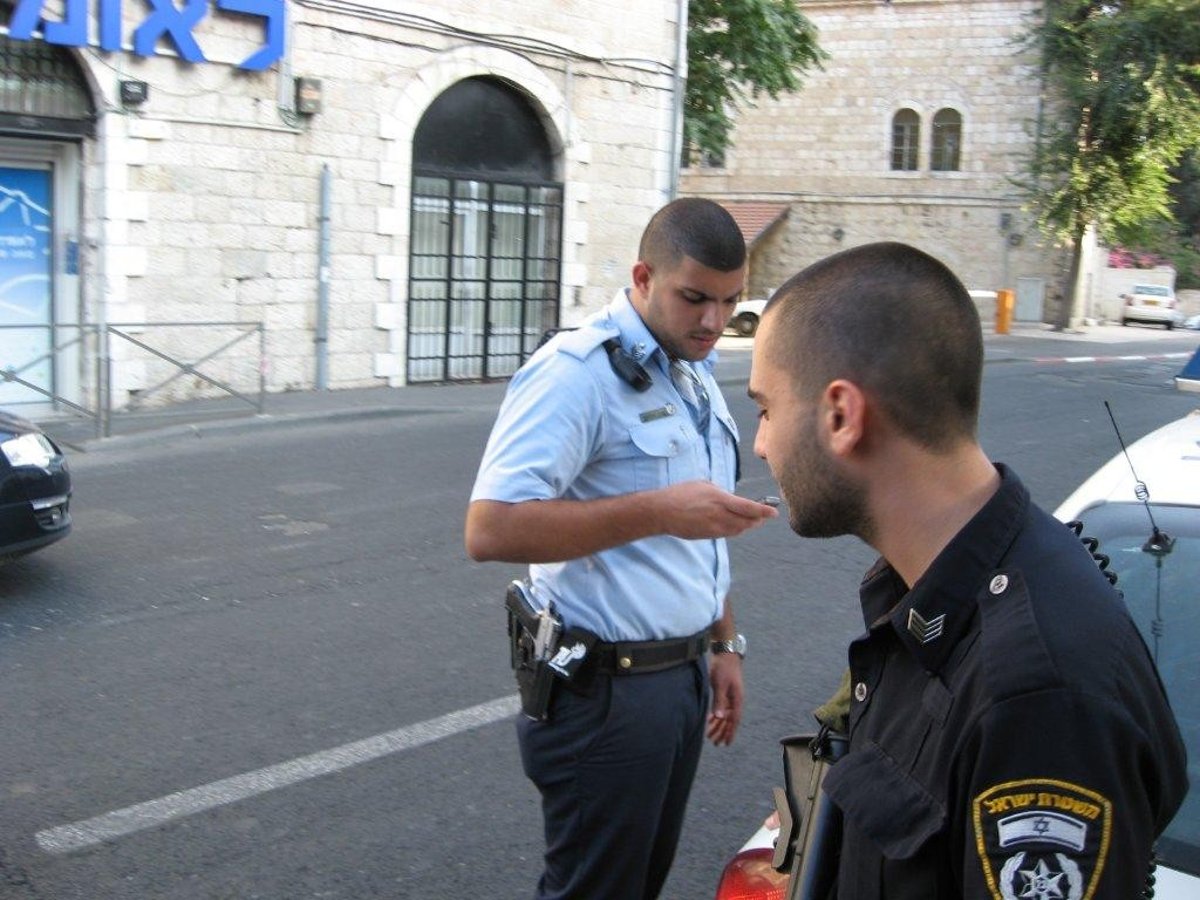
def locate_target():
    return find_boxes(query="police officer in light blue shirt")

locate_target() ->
[466,198,777,900]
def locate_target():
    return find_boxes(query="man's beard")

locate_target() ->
[779,410,871,541]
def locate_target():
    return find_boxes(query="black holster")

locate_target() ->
[505,582,556,721]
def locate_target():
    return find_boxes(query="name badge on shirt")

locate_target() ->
[639,404,677,423]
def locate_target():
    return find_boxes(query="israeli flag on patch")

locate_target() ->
[997,812,1088,852]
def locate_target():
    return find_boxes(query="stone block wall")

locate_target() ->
[75,0,682,397]
[683,0,1067,313]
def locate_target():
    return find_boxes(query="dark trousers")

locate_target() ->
[517,658,709,900]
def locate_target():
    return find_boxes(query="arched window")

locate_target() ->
[408,77,563,383]
[891,109,920,171]
[931,108,962,172]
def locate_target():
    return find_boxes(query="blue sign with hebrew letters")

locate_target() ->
[7,0,285,71]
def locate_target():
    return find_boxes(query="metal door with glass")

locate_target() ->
[407,76,562,383]
[408,176,561,382]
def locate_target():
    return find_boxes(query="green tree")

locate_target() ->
[685,0,826,164]
[1156,152,1200,286]
[1117,152,1200,287]
[1024,0,1200,328]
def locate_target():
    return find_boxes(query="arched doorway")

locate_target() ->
[0,17,93,411]
[408,76,563,383]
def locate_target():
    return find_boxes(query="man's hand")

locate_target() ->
[466,482,777,563]
[655,481,778,540]
[707,651,744,746]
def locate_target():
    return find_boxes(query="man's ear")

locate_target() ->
[821,380,866,457]
[631,260,652,297]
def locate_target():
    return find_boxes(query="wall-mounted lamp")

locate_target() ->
[999,212,1013,232]
[119,80,149,106]
[295,77,323,115]
[832,227,845,242]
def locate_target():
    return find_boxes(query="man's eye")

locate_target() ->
[756,409,768,421]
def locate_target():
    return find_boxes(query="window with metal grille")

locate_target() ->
[408,77,563,384]
[931,108,962,172]
[0,16,94,136]
[408,176,562,383]
[891,109,920,171]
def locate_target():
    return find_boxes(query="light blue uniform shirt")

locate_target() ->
[470,289,740,642]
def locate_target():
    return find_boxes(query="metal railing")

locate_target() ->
[1,321,265,439]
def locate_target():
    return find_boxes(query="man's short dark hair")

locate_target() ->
[765,241,983,448]
[638,198,746,273]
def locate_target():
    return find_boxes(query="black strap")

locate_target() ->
[591,631,711,675]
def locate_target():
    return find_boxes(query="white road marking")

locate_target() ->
[36,695,521,855]
[1034,351,1191,364]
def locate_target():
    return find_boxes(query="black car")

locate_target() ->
[0,410,71,560]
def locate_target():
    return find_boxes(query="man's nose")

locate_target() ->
[701,302,726,332]
[753,423,767,459]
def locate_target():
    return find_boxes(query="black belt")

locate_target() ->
[592,630,711,675]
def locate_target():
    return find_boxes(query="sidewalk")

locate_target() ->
[33,320,1200,453]
[37,379,513,453]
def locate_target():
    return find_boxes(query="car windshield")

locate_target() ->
[1134,285,1171,297]
[1075,502,1200,876]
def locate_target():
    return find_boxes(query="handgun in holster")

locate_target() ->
[505,580,560,721]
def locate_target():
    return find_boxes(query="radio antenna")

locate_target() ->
[1103,401,1174,555]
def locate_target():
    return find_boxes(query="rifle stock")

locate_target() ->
[773,727,848,900]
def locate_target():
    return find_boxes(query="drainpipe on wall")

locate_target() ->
[315,163,331,390]
[668,0,688,199]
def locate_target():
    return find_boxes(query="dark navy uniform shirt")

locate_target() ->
[823,465,1188,899]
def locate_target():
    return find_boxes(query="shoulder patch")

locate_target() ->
[972,779,1112,900]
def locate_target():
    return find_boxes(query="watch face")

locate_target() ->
[715,634,746,656]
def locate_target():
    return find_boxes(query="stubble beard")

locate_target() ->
[779,412,871,541]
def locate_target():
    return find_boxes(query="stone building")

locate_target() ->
[0,0,686,417]
[681,0,1067,324]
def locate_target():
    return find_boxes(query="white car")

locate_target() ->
[726,298,769,337]
[1120,283,1184,329]
[715,410,1200,899]
[1052,409,1199,897]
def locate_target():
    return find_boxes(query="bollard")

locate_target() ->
[995,289,1015,334]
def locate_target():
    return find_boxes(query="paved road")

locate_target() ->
[1,327,1197,898]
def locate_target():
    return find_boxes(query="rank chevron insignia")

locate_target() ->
[907,607,947,644]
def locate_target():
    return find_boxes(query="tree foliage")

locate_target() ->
[1024,0,1200,320]
[1117,151,1200,286]
[685,0,826,161]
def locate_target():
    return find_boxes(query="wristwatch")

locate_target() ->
[711,633,747,659]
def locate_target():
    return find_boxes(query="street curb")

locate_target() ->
[46,338,1200,454]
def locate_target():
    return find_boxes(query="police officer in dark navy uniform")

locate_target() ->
[466,198,778,899]
[747,242,1188,899]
